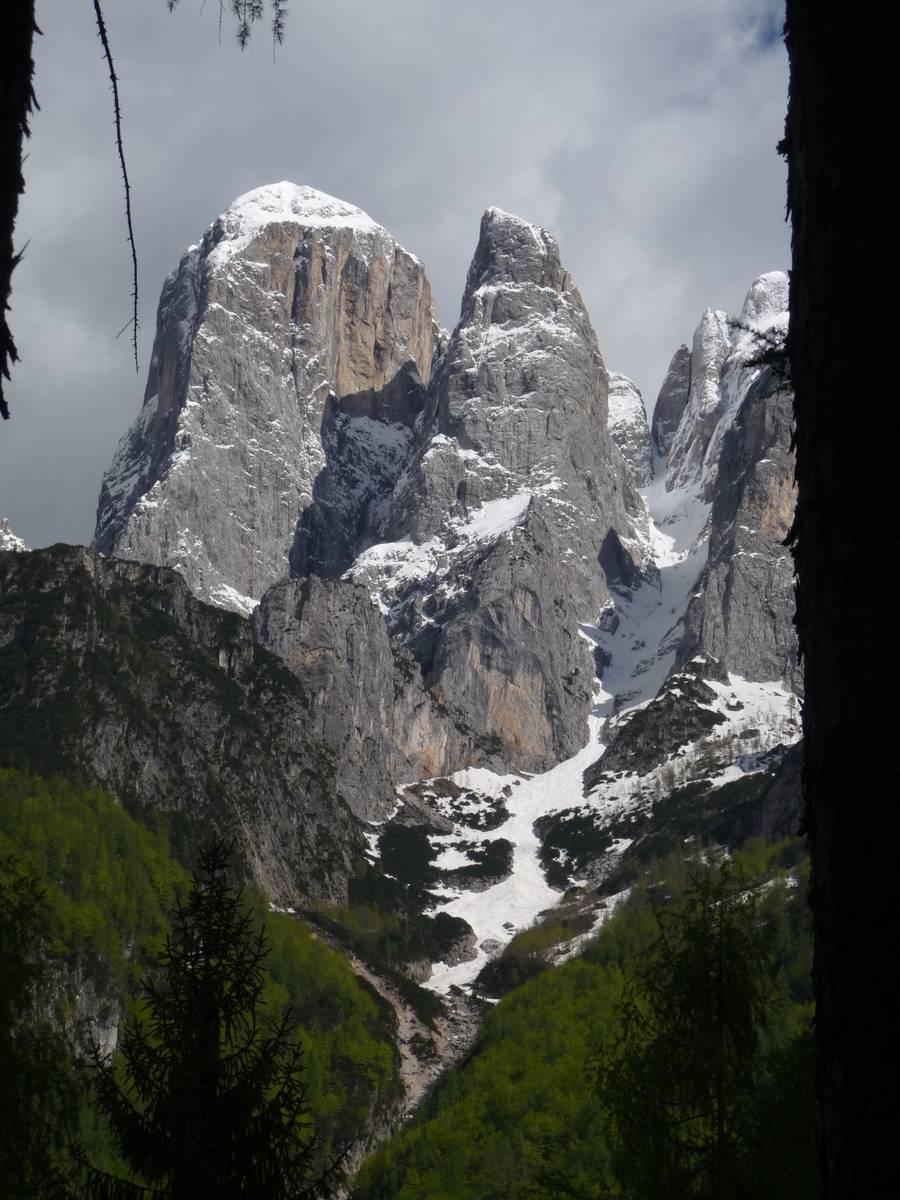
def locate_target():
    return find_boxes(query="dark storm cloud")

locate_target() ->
[0,0,787,548]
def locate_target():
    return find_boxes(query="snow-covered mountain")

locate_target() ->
[0,518,27,552]
[90,185,799,995]
[607,372,652,488]
[93,183,437,614]
[366,271,799,996]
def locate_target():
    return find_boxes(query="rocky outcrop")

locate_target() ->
[0,545,362,903]
[650,344,691,458]
[347,208,651,771]
[675,363,798,688]
[93,183,437,613]
[607,372,652,487]
[669,272,798,689]
[588,662,727,781]
[252,574,466,819]
[665,309,733,493]
[580,273,800,868]
[0,517,26,552]
[386,209,647,565]
[663,272,790,502]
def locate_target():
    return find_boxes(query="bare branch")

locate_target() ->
[92,0,139,373]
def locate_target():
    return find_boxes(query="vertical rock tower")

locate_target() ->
[93,183,437,612]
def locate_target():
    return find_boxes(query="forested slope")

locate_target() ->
[353,839,817,1200]
[0,769,402,1179]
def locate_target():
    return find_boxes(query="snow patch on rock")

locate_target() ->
[207,182,384,270]
[0,518,28,553]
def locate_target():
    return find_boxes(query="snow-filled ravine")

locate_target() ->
[391,465,799,996]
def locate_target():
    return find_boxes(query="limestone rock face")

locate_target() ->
[346,207,651,771]
[675,363,799,688]
[671,272,798,688]
[607,372,652,488]
[650,344,691,458]
[252,575,463,819]
[0,546,362,903]
[93,184,437,613]
[387,209,647,564]
[663,271,790,502]
[0,518,27,552]
[586,272,798,802]
[665,309,733,493]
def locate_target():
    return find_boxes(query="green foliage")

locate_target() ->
[305,856,482,1027]
[597,863,776,1197]
[0,769,188,997]
[81,839,338,1199]
[0,854,79,1197]
[354,956,621,1200]
[353,839,817,1200]
[256,904,401,1155]
[0,770,400,1185]
[307,893,448,1028]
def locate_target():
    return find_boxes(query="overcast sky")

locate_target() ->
[1,0,788,549]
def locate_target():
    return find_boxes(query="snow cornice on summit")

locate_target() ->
[206,182,392,270]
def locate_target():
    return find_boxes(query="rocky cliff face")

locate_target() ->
[252,574,464,820]
[674,362,798,687]
[81,187,804,1002]
[93,183,437,613]
[95,193,651,783]
[584,271,798,789]
[0,518,27,552]
[650,344,691,458]
[0,545,362,903]
[346,208,650,772]
[607,372,652,488]
[668,272,797,686]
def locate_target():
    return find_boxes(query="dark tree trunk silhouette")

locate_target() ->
[785,2,899,1194]
[1,2,289,427]
[0,0,38,421]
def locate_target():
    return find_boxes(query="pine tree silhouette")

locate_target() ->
[597,865,776,1199]
[81,838,341,1199]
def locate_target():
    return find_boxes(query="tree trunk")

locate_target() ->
[0,0,37,421]
[785,3,900,1193]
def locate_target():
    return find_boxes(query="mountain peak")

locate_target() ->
[462,206,566,304]
[607,372,652,487]
[482,205,548,239]
[0,517,27,552]
[208,182,386,270]
[93,182,436,609]
[738,270,789,331]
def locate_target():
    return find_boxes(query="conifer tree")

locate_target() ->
[81,839,340,1199]
[0,855,78,1197]
[597,865,775,1199]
